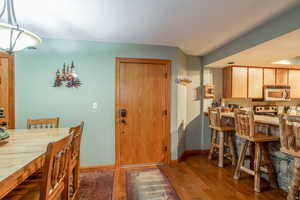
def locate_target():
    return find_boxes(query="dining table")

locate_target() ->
[0,128,69,199]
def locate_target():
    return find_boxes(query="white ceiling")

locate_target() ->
[207,28,300,68]
[7,0,299,55]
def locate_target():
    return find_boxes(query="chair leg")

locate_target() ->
[228,132,237,166]
[261,143,278,189]
[254,143,262,193]
[218,131,225,168]
[62,169,70,200]
[234,140,249,180]
[208,129,217,160]
[249,142,255,170]
[287,158,300,200]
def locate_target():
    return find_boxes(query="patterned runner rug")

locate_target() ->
[126,168,180,200]
[80,171,114,200]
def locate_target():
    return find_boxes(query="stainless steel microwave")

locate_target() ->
[264,85,290,101]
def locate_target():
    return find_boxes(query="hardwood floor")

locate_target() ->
[113,154,287,200]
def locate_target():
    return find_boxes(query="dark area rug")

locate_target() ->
[126,168,180,200]
[80,171,114,200]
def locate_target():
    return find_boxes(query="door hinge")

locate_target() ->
[163,110,168,116]
[164,146,168,152]
[164,73,168,79]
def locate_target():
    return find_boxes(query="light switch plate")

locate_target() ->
[92,102,98,109]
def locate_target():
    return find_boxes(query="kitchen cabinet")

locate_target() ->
[248,68,263,98]
[289,70,300,98]
[263,68,276,85]
[223,66,248,98]
[276,69,288,85]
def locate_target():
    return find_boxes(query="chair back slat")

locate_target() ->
[27,118,59,129]
[234,109,255,138]
[279,115,300,154]
[69,122,84,163]
[40,135,72,200]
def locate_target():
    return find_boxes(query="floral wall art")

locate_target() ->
[53,61,82,88]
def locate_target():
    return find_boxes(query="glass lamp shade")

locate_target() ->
[0,22,42,52]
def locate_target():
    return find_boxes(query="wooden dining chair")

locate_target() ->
[208,107,236,168]
[279,114,300,200]
[3,134,72,200]
[68,122,84,200]
[27,117,60,129]
[233,109,278,192]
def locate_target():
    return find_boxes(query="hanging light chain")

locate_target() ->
[0,0,7,18]
[0,0,41,53]
[0,0,19,26]
[6,0,18,26]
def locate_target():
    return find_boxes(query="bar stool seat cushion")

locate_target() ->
[238,133,280,142]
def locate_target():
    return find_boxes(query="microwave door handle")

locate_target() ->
[283,90,288,99]
[285,90,290,99]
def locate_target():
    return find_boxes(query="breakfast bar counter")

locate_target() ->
[0,128,69,199]
[220,112,279,126]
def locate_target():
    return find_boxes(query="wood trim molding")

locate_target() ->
[178,149,210,162]
[80,165,115,172]
[80,149,207,173]
[0,53,15,129]
[115,57,172,168]
[116,57,171,64]
[224,65,300,70]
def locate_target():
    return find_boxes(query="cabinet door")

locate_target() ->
[232,67,248,98]
[263,68,275,85]
[248,68,263,98]
[276,69,288,85]
[289,70,300,98]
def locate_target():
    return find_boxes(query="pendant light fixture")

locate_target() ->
[0,0,41,53]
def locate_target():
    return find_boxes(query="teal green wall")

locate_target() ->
[15,38,186,166]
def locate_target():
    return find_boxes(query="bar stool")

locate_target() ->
[279,114,300,200]
[233,109,278,192]
[208,107,236,168]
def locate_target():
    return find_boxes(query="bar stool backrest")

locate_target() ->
[279,114,300,155]
[234,109,255,138]
[208,107,221,128]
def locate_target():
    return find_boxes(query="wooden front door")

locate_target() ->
[116,58,171,167]
[0,53,15,129]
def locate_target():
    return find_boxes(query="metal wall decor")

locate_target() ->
[53,61,82,88]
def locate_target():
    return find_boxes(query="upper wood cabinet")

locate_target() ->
[263,68,276,85]
[248,68,263,99]
[223,66,248,98]
[289,70,300,98]
[223,66,299,99]
[276,69,289,85]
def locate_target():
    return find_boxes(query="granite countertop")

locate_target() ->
[220,112,279,126]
